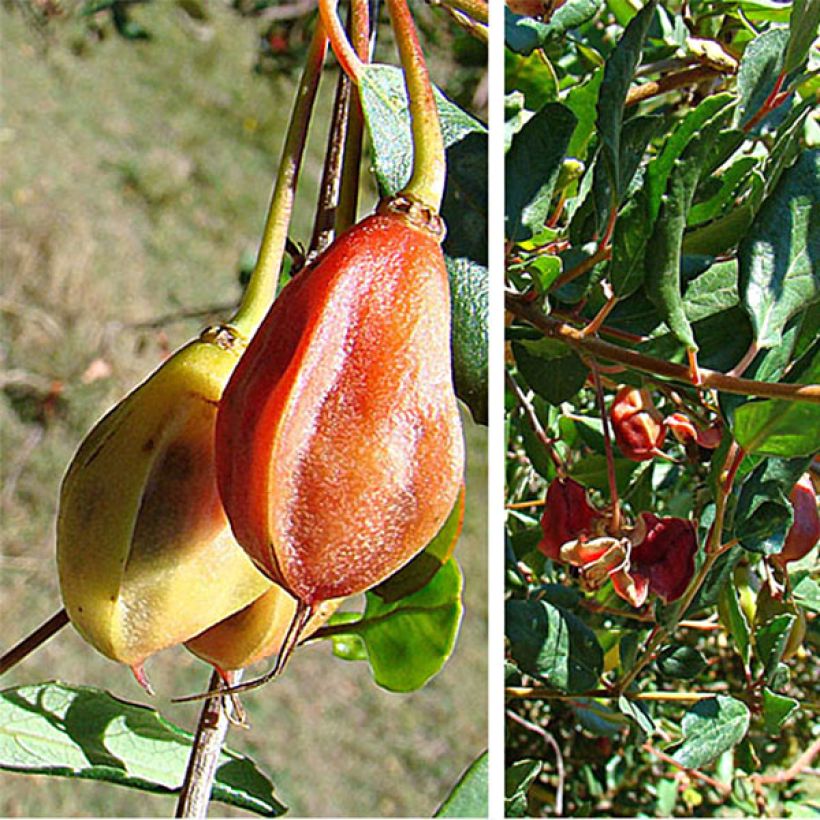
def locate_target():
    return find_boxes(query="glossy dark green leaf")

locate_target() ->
[506,598,604,692]
[0,683,285,816]
[434,751,488,818]
[734,457,810,554]
[595,0,659,199]
[644,97,735,351]
[689,157,759,226]
[617,696,655,735]
[505,0,604,54]
[506,103,578,242]
[656,645,708,680]
[738,150,820,349]
[762,688,799,735]
[512,339,589,405]
[326,559,463,693]
[672,696,751,769]
[736,28,789,129]
[505,759,540,817]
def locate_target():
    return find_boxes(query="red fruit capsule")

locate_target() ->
[629,513,697,604]
[774,473,819,567]
[216,204,464,607]
[610,386,667,461]
[538,477,602,560]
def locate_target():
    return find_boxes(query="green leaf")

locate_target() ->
[684,260,739,323]
[564,68,604,161]
[505,599,604,692]
[447,257,488,424]
[618,695,656,735]
[358,64,485,199]
[672,696,751,769]
[506,103,578,242]
[688,157,759,226]
[512,339,589,405]
[505,0,604,55]
[762,688,799,734]
[733,398,820,457]
[644,96,735,351]
[505,49,559,111]
[327,613,368,661]
[0,683,285,817]
[785,0,820,73]
[505,759,540,817]
[570,454,639,494]
[793,574,820,613]
[656,645,708,680]
[755,613,795,680]
[326,559,464,693]
[718,583,751,667]
[736,28,790,129]
[434,751,488,817]
[596,0,660,200]
[738,150,820,349]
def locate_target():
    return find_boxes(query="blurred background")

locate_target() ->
[0,1,487,815]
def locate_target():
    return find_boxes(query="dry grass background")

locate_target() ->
[0,2,487,815]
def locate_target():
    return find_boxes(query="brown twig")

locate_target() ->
[506,687,722,702]
[753,738,820,786]
[626,66,724,107]
[506,371,565,473]
[551,245,612,290]
[175,670,243,818]
[506,296,820,404]
[643,741,732,796]
[0,609,69,676]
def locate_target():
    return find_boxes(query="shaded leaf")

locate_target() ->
[512,339,589,405]
[0,683,285,817]
[506,599,604,692]
[718,583,751,667]
[656,645,708,680]
[673,696,751,769]
[506,103,578,242]
[792,573,820,613]
[755,613,795,680]
[505,759,540,817]
[784,0,820,73]
[736,28,790,129]
[505,0,604,55]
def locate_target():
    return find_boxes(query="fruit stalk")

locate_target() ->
[231,23,328,337]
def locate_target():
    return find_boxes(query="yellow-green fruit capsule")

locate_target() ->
[185,586,338,674]
[57,326,271,671]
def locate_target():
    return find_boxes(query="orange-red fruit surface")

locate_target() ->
[776,473,819,566]
[216,212,464,606]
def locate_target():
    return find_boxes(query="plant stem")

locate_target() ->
[506,295,820,404]
[309,8,356,258]
[505,686,721,701]
[591,366,621,533]
[550,245,612,290]
[0,609,69,676]
[176,670,242,818]
[337,0,373,233]
[385,0,447,211]
[626,65,723,107]
[230,23,328,337]
[318,0,366,82]
[506,371,565,473]
[643,741,732,796]
[438,0,488,25]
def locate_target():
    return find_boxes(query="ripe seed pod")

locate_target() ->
[216,200,464,607]
[774,473,819,567]
[538,477,603,561]
[186,586,338,675]
[627,513,698,604]
[665,412,722,449]
[57,328,271,671]
[610,386,667,461]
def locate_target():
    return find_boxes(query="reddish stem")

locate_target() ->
[592,366,621,533]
